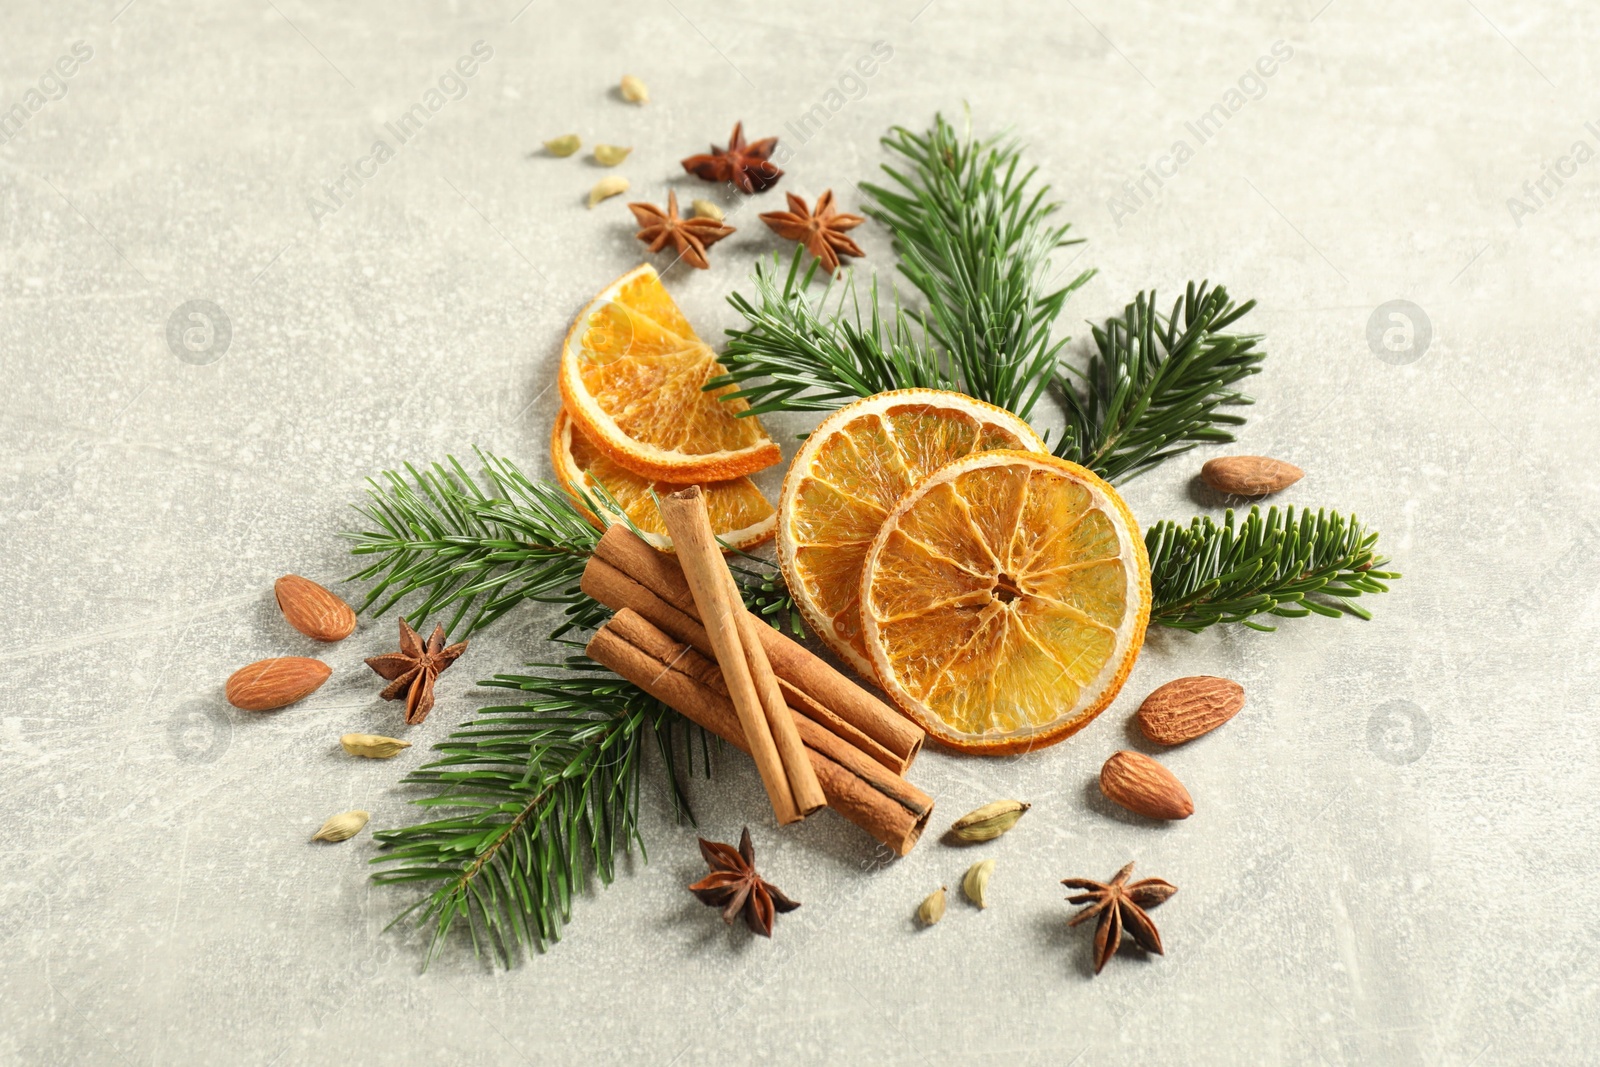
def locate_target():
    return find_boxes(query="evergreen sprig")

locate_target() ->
[713,115,1093,421]
[712,250,947,415]
[1147,506,1398,632]
[346,450,797,638]
[346,449,599,638]
[1054,284,1264,484]
[862,112,1095,420]
[371,665,708,967]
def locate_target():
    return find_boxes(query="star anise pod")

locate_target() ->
[628,190,735,271]
[687,827,800,937]
[1063,861,1177,974]
[759,190,866,275]
[364,618,467,725]
[681,121,783,194]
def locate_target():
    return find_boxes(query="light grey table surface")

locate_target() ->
[3,1,1597,1064]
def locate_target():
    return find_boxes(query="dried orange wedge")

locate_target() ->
[776,389,1046,676]
[860,451,1151,754]
[551,408,776,552]
[559,264,781,482]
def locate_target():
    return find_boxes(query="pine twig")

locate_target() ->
[1055,284,1264,484]
[712,249,947,415]
[345,448,600,638]
[862,112,1095,420]
[726,548,807,636]
[345,449,798,639]
[715,114,1094,422]
[1147,506,1399,632]
[371,665,708,967]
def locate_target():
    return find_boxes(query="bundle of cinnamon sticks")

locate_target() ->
[582,491,932,856]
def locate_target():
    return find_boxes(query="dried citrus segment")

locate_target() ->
[550,408,775,552]
[861,451,1151,755]
[777,389,1046,675]
[560,264,781,482]
[613,268,698,340]
[579,300,689,363]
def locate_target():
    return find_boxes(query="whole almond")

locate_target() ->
[1137,676,1246,746]
[274,575,357,642]
[1099,751,1194,820]
[1200,456,1303,497]
[226,657,331,711]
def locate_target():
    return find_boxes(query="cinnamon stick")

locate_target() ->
[731,573,828,816]
[658,488,808,824]
[586,524,923,771]
[587,609,932,855]
[582,555,902,772]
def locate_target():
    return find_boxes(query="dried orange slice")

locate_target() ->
[776,389,1046,676]
[559,264,781,482]
[860,451,1151,754]
[551,408,775,552]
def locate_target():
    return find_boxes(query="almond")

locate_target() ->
[1099,751,1194,820]
[274,575,357,642]
[226,656,331,711]
[1137,676,1245,745]
[1200,455,1303,497]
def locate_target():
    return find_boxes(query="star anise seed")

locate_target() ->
[1062,861,1177,974]
[627,190,736,271]
[687,826,799,938]
[759,190,866,275]
[364,618,467,725]
[681,121,784,194]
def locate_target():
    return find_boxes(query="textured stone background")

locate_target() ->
[3,1,1598,1064]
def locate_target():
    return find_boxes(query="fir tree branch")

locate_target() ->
[713,115,1093,421]
[1147,506,1399,632]
[346,448,599,638]
[712,250,947,415]
[862,112,1096,420]
[371,665,708,967]
[345,449,798,639]
[1054,284,1264,484]
[726,548,807,636]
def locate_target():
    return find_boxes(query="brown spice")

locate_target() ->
[759,190,865,274]
[628,190,735,271]
[659,488,804,823]
[681,121,783,194]
[582,524,923,772]
[688,827,799,938]
[364,618,467,725]
[585,609,933,855]
[1063,862,1177,974]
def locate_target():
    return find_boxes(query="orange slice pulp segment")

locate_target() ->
[776,389,1047,676]
[860,451,1151,755]
[551,408,775,552]
[559,264,781,482]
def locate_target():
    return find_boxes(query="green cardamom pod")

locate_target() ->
[947,799,1030,843]
[593,144,632,166]
[542,133,581,157]
[312,810,370,843]
[619,74,648,104]
[340,733,411,759]
[588,175,629,209]
[690,198,724,222]
[916,886,947,926]
[962,858,995,908]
